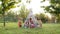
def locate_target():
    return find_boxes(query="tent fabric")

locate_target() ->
[24,11,39,28]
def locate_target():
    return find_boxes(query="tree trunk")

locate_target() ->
[2,0,6,27]
[3,14,5,27]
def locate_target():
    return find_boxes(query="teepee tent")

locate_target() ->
[24,10,39,28]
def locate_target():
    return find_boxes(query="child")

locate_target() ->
[18,20,22,28]
[38,19,42,28]
[24,21,29,28]
[29,18,35,28]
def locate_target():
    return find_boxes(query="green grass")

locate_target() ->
[0,23,60,34]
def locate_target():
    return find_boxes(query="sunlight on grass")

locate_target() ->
[0,23,60,34]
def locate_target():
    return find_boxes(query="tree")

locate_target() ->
[19,4,29,22]
[42,0,60,15]
[0,0,21,27]
[35,13,48,23]
[42,0,60,23]
[5,11,18,22]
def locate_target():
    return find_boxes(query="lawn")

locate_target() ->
[0,23,60,34]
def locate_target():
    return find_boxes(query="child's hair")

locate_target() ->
[30,18,32,20]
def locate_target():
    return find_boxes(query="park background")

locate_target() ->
[0,0,60,34]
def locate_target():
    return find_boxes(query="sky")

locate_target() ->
[0,1,2,4]
[21,0,50,14]
[9,0,50,14]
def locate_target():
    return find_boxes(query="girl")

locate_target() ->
[29,18,35,28]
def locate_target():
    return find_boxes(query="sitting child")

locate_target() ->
[24,21,29,28]
[18,20,22,28]
[30,24,35,28]
[29,18,35,28]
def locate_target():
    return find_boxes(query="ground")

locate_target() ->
[0,23,60,34]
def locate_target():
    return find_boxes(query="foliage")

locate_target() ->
[35,13,48,23]
[19,4,29,22]
[5,12,18,22]
[42,0,60,16]
[57,14,60,23]
[0,0,21,14]
[0,0,21,27]
[42,0,60,23]
[0,12,18,23]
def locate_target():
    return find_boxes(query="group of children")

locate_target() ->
[18,18,42,28]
